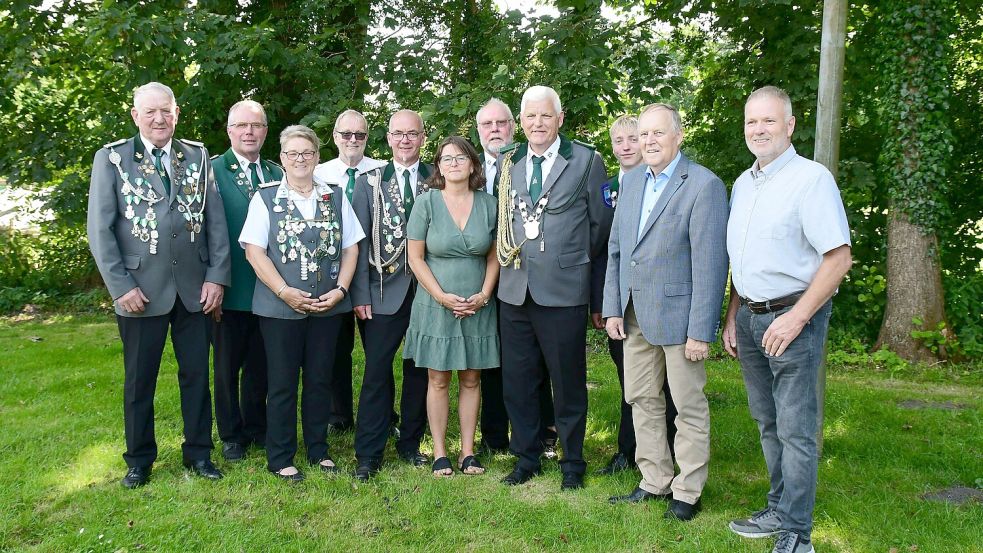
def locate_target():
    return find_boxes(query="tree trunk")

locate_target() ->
[876,206,951,361]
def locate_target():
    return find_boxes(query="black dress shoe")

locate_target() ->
[501,465,541,486]
[121,466,151,489]
[389,424,401,440]
[183,459,223,480]
[596,452,636,475]
[398,450,429,467]
[560,471,585,490]
[608,486,671,504]
[664,498,701,521]
[354,459,382,482]
[221,442,247,462]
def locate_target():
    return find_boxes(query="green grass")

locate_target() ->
[0,314,980,552]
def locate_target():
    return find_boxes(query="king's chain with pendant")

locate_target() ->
[496,150,551,269]
[368,170,410,299]
[108,144,208,254]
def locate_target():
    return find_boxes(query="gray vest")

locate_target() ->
[251,184,352,319]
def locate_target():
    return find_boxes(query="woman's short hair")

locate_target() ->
[279,124,321,151]
[427,136,486,192]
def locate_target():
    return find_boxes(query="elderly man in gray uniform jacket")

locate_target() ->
[603,103,729,521]
[496,85,612,491]
[87,82,230,488]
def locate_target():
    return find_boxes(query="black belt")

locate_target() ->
[739,292,804,314]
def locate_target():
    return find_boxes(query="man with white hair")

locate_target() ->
[210,100,283,462]
[313,109,385,435]
[495,85,612,490]
[87,82,230,487]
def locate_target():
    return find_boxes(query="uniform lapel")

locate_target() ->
[621,168,646,249]
[170,139,194,203]
[637,155,690,243]
[541,135,572,198]
[509,145,531,204]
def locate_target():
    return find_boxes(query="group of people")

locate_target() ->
[87,81,851,553]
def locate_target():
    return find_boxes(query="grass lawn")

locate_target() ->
[0,314,980,552]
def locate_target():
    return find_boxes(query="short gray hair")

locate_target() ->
[476,97,514,125]
[133,82,176,108]
[227,100,267,126]
[747,86,793,120]
[520,85,562,114]
[638,103,682,135]
[609,115,638,138]
[388,109,424,131]
[279,125,321,151]
[334,109,369,132]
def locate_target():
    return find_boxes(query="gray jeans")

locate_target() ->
[736,300,832,540]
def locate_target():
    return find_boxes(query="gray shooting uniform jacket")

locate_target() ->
[350,161,434,316]
[87,135,231,318]
[250,180,352,320]
[494,135,612,307]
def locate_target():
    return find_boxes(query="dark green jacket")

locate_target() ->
[211,148,283,311]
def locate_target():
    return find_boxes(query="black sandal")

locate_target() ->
[459,455,485,475]
[432,456,453,477]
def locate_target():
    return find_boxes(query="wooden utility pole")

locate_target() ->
[813,0,848,455]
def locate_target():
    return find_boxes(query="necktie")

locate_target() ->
[152,148,171,195]
[248,162,261,190]
[530,155,544,202]
[346,167,357,202]
[402,170,414,219]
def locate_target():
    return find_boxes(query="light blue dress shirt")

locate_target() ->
[637,152,682,239]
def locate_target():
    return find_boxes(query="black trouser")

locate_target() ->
[354,291,428,463]
[212,310,267,447]
[481,368,557,450]
[116,301,212,468]
[259,315,341,472]
[329,311,356,427]
[501,296,589,475]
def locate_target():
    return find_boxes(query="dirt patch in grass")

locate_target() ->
[897,399,970,411]
[920,486,983,505]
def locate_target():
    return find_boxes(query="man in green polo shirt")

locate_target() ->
[210,100,283,461]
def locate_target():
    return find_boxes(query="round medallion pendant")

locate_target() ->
[523,220,540,241]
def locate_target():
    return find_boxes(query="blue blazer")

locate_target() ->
[602,154,729,345]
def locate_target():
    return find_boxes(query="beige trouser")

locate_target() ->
[623,303,710,504]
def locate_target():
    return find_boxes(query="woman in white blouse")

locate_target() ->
[240,125,364,481]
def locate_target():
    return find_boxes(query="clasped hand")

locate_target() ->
[441,292,485,319]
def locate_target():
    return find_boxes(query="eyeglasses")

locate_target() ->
[229,123,268,130]
[282,150,317,160]
[336,131,367,140]
[479,119,512,129]
[439,154,470,165]
[388,131,421,140]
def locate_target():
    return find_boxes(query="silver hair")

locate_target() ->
[279,124,321,151]
[388,109,424,131]
[334,109,369,132]
[475,97,514,125]
[638,103,683,135]
[227,100,267,126]
[609,115,638,138]
[520,85,562,114]
[133,82,176,108]
[747,86,794,120]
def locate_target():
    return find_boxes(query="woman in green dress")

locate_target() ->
[404,136,500,477]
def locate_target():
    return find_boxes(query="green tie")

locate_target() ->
[346,167,357,202]
[610,175,620,194]
[403,170,414,219]
[530,155,544,202]
[248,162,261,190]
[152,147,171,195]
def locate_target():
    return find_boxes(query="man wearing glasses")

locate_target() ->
[210,100,283,462]
[350,109,433,481]
[313,110,386,436]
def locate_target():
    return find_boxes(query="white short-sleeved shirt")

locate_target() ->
[239,180,365,251]
[727,145,851,302]
[312,156,385,186]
